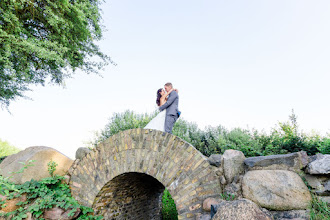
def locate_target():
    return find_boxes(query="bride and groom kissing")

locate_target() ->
[145,82,180,134]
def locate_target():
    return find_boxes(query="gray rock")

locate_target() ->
[224,182,242,199]
[324,180,330,191]
[0,146,73,184]
[242,170,312,210]
[244,151,308,172]
[304,174,324,190]
[211,199,273,220]
[309,153,323,163]
[219,175,226,185]
[195,213,211,220]
[304,174,330,196]
[270,210,309,220]
[306,154,330,174]
[43,207,80,219]
[202,197,222,212]
[207,154,222,167]
[75,147,91,160]
[223,150,245,183]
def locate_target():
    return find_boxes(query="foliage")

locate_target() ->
[309,194,330,220]
[9,160,35,176]
[0,160,34,197]
[90,110,157,147]
[0,139,20,157]
[91,109,329,158]
[0,0,112,107]
[220,192,236,201]
[162,189,178,220]
[0,160,102,219]
[318,138,330,154]
[47,160,58,177]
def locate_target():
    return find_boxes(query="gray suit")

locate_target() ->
[159,91,179,134]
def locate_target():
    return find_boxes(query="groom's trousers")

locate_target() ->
[165,114,178,134]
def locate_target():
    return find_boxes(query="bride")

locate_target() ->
[144,88,178,132]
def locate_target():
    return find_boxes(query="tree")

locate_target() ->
[0,0,112,107]
[0,138,20,157]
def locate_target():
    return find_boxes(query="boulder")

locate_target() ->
[207,154,222,167]
[43,207,80,220]
[195,213,211,220]
[0,146,73,184]
[224,182,242,199]
[242,170,311,210]
[304,174,329,196]
[75,147,91,160]
[270,210,309,220]
[244,151,308,172]
[306,154,330,174]
[304,174,324,191]
[223,150,245,183]
[202,197,222,212]
[0,194,27,213]
[211,199,273,220]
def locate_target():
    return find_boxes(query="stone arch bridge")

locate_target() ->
[68,129,221,219]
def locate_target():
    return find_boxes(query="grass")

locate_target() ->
[300,173,330,220]
[309,194,330,220]
[162,189,178,220]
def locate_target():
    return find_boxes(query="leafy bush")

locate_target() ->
[91,110,329,158]
[0,161,102,220]
[162,189,178,220]
[0,139,20,157]
[90,110,157,147]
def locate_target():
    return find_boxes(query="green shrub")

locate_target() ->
[0,139,20,157]
[0,161,103,219]
[91,110,328,158]
[90,110,156,147]
[162,189,178,220]
[319,138,330,154]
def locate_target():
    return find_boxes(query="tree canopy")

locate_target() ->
[0,0,111,107]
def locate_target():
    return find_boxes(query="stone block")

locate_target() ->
[242,170,311,210]
[244,151,308,172]
[306,154,330,174]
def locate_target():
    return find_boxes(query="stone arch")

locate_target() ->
[69,129,221,219]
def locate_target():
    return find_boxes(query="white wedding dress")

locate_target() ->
[144,110,166,132]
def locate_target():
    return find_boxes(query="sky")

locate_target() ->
[1,0,330,159]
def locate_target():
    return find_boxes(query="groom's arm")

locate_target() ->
[159,92,178,111]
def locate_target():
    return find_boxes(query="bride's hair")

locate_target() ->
[156,88,162,106]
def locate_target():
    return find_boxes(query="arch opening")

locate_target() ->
[93,172,175,219]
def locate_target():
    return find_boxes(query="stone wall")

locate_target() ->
[93,172,164,219]
[202,150,330,220]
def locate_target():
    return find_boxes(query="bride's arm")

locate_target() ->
[159,89,177,106]
[159,95,167,106]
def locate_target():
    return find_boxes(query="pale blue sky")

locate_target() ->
[1,0,330,159]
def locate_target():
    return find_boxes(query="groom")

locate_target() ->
[159,82,179,134]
